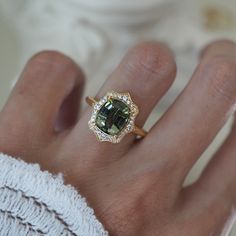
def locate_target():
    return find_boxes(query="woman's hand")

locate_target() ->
[1,40,236,236]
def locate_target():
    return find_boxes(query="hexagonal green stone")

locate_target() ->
[95,99,130,136]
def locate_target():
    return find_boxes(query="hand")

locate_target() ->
[1,40,236,236]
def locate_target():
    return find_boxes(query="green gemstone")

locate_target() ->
[95,98,130,136]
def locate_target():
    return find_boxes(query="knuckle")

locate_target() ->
[203,56,236,102]
[18,50,83,92]
[29,50,76,68]
[124,42,176,81]
[208,39,236,47]
[202,39,236,57]
[24,50,82,82]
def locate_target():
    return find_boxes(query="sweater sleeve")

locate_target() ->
[0,153,109,236]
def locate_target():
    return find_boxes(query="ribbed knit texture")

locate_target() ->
[0,153,109,236]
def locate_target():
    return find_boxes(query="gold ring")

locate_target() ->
[86,91,147,143]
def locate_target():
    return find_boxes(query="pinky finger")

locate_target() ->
[179,121,236,236]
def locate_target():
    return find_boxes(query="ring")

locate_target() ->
[86,91,147,143]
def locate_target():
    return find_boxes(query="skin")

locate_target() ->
[0,39,236,235]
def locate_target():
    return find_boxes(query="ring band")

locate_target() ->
[86,91,147,143]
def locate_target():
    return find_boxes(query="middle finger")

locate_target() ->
[135,40,236,188]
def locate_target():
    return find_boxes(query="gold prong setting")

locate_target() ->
[88,91,139,143]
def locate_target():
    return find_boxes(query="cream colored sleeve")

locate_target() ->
[0,153,108,236]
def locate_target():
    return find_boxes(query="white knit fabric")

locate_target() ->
[0,153,108,236]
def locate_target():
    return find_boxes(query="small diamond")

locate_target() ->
[129,119,134,125]
[101,98,107,103]
[126,124,133,132]
[94,104,100,110]
[88,121,94,128]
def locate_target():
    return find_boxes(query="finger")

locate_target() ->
[55,84,83,132]
[63,42,176,175]
[176,183,235,236]
[197,119,236,202]
[182,117,236,235]
[0,51,84,144]
[135,40,236,188]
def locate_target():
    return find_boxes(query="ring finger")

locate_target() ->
[62,42,177,174]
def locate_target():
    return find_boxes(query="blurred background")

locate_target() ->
[0,0,236,234]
